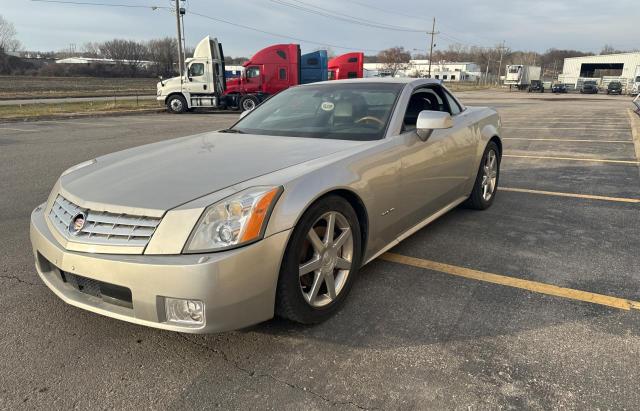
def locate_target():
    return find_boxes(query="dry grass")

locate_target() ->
[0,100,160,120]
[0,76,157,99]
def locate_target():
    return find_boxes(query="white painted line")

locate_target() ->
[503,138,633,144]
[503,126,630,131]
[0,127,38,132]
[504,154,639,165]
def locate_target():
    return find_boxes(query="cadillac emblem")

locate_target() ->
[69,212,87,235]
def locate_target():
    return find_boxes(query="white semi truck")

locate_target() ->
[504,65,541,90]
[157,36,227,113]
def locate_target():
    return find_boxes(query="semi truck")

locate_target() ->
[504,65,541,90]
[328,52,364,80]
[158,36,361,113]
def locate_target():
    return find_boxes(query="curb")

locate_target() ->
[0,108,164,123]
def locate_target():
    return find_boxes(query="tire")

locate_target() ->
[276,196,362,324]
[464,141,501,210]
[239,95,259,112]
[166,94,188,114]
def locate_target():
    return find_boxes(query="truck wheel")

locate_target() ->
[240,95,259,112]
[167,95,188,114]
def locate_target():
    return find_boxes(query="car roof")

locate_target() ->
[300,77,441,87]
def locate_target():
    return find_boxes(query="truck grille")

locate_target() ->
[48,194,161,248]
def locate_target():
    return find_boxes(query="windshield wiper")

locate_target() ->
[218,128,245,134]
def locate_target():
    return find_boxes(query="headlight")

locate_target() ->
[61,159,97,177]
[184,186,282,253]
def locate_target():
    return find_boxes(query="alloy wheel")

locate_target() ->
[298,211,354,308]
[481,149,498,201]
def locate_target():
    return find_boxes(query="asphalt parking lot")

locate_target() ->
[1,91,639,409]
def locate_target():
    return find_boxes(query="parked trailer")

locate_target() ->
[504,65,541,90]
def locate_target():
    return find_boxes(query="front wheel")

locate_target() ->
[276,196,362,324]
[465,141,501,210]
[166,95,188,114]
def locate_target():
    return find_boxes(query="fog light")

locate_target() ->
[165,298,205,325]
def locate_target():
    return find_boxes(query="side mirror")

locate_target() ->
[240,110,251,119]
[416,110,453,141]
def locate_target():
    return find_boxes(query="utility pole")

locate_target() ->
[427,18,439,78]
[496,41,507,86]
[175,0,185,78]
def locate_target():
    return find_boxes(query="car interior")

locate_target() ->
[403,86,456,131]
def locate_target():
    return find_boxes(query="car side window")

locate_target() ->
[402,89,443,131]
[443,90,462,115]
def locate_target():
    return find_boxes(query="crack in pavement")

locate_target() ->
[0,274,42,287]
[177,334,376,410]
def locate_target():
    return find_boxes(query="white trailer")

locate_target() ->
[504,65,541,90]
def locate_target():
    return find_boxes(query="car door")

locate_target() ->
[394,85,477,234]
[184,62,208,94]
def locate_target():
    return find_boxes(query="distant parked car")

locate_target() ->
[580,81,598,94]
[551,83,568,93]
[528,80,544,93]
[606,81,623,95]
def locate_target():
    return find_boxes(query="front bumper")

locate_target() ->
[30,205,291,333]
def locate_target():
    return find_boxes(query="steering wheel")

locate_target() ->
[355,116,385,127]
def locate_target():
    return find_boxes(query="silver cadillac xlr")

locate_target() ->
[30,78,502,333]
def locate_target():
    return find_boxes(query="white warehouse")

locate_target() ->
[558,52,640,90]
[364,60,482,82]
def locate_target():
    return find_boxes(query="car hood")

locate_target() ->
[59,131,364,216]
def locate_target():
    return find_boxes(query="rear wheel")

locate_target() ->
[465,141,500,210]
[167,95,188,114]
[276,196,362,324]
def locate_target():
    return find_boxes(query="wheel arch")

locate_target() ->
[280,187,370,261]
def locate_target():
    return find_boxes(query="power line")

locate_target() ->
[31,0,169,9]
[269,0,424,33]
[29,0,382,53]
[187,10,382,52]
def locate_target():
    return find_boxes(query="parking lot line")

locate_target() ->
[501,187,640,203]
[380,253,640,311]
[0,127,38,132]
[503,127,630,131]
[503,154,640,165]
[503,138,633,144]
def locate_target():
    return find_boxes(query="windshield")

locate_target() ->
[232,83,404,140]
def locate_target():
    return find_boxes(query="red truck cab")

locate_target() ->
[328,52,364,80]
[224,44,301,110]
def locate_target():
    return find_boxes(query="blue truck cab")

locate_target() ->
[300,50,328,84]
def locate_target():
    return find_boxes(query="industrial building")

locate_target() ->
[364,60,482,82]
[558,52,640,91]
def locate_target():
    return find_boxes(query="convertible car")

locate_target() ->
[30,78,502,333]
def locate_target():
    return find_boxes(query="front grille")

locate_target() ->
[61,271,133,309]
[48,194,161,248]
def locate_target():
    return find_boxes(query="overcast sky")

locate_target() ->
[3,0,637,56]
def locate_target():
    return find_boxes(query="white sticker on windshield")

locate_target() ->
[321,102,335,111]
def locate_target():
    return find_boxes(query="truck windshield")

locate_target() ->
[232,83,404,140]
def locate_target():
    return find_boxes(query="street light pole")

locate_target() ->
[175,0,185,79]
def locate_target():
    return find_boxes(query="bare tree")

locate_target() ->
[147,37,178,76]
[99,39,148,74]
[377,46,411,76]
[0,15,21,52]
